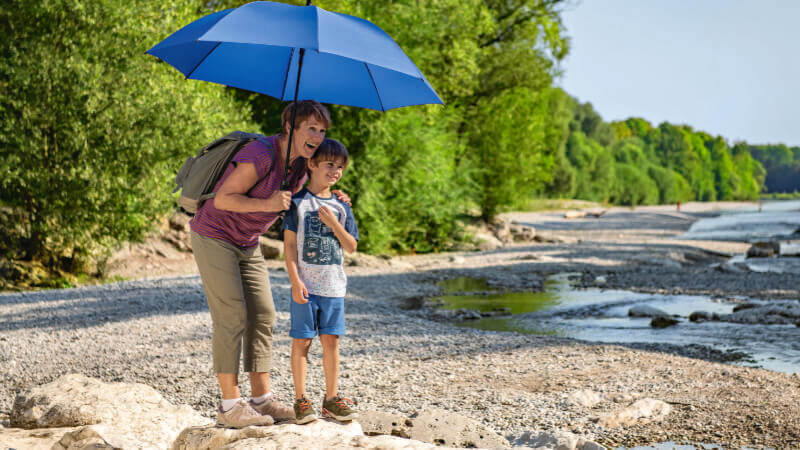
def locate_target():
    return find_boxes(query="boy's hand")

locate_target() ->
[332,189,351,206]
[292,282,309,304]
[317,206,338,228]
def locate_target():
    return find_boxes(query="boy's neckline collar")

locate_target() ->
[304,186,334,200]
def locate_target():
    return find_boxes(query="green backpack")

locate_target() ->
[174,131,272,214]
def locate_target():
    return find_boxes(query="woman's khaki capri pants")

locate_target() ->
[191,231,276,374]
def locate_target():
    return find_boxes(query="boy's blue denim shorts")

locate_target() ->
[289,293,346,338]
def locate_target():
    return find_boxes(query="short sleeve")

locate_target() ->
[343,203,359,241]
[232,139,274,180]
[282,200,299,233]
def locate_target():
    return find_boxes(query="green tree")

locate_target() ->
[0,0,255,269]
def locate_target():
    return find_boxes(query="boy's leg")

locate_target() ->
[291,338,313,399]
[320,334,339,399]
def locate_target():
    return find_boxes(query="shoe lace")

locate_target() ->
[334,396,354,408]
[238,400,261,418]
[298,397,312,412]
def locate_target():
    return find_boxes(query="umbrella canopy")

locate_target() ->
[146,1,443,111]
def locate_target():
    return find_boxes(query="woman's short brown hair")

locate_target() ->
[280,100,331,137]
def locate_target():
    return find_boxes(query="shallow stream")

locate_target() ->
[435,275,800,374]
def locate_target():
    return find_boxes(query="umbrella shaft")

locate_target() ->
[281,47,307,191]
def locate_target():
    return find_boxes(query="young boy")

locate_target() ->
[282,138,359,424]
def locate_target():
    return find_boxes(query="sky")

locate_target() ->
[557,0,800,147]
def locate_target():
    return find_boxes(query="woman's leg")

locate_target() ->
[191,232,249,398]
[239,249,276,396]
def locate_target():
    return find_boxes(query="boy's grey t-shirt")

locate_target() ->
[282,188,359,297]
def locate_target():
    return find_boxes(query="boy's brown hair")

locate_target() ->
[280,100,331,137]
[311,138,349,166]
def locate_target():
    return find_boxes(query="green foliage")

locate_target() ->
[746,143,800,193]
[346,108,470,254]
[465,87,560,218]
[0,0,255,268]
[610,163,659,206]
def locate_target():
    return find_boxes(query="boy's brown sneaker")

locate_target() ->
[321,395,357,422]
[250,396,295,422]
[294,396,318,425]
[217,399,274,428]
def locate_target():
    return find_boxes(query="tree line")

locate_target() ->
[0,0,787,285]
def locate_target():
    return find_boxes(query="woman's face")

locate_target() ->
[289,116,327,160]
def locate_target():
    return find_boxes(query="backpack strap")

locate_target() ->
[197,134,276,202]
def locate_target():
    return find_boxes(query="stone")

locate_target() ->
[448,255,466,264]
[168,211,192,233]
[747,241,779,258]
[258,236,283,259]
[489,217,513,244]
[11,374,211,448]
[509,224,536,242]
[779,241,800,256]
[628,305,671,318]
[689,311,713,322]
[650,316,679,328]
[564,211,586,219]
[406,409,509,448]
[533,233,564,244]
[596,398,671,428]
[172,420,447,450]
[511,429,605,450]
[0,426,79,450]
[358,410,411,437]
[566,389,603,408]
[474,231,504,251]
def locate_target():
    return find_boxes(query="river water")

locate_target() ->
[437,200,800,374]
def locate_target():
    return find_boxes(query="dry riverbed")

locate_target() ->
[1,202,799,448]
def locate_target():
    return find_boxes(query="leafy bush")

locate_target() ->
[0,0,255,270]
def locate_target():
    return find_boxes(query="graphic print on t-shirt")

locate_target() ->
[302,210,342,265]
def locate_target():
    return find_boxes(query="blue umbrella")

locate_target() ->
[146,0,443,186]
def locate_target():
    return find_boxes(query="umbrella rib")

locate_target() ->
[185,42,221,80]
[364,63,386,112]
[280,48,295,101]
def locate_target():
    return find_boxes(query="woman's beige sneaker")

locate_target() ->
[217,399,274,428]
[250,396,295,422]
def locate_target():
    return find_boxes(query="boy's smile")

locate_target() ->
[309,159,346,188]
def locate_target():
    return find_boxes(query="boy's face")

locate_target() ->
[308,157,347,187]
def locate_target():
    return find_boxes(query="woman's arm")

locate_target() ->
[214,162,290,213]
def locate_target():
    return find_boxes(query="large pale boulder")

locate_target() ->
[596,398,671,428]
[11,374,211,448]
[406,409,509,448]
[474,231,504,251]
[512,429,604,450]
[172,420,450,450]
[565,389,603,408]
[359,410,411,437]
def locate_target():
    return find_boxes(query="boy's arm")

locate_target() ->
[318,206,357,253]
[283,230,309,304]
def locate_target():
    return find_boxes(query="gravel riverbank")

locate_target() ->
[2,202,799,448]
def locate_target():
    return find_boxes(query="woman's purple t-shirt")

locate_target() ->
[190,135,307,248]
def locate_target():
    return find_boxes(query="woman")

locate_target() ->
[190,100,346,427]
